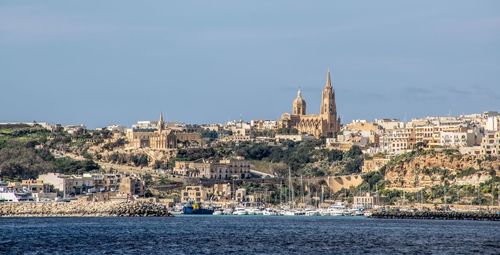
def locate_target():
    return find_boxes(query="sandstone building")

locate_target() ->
[279,70,341,138]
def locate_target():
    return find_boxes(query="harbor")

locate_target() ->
[175,201,500,221]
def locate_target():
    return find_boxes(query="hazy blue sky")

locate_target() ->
[1,1,499,127]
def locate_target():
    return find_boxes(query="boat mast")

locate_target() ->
[300,175,304,205]
[288,166,294,208]
[321,185,324,206]
[279,180,283,205]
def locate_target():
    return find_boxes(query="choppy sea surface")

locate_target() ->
[0,216,499,254]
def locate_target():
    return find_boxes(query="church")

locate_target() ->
[278,70,341,138]
[128,113,177,150]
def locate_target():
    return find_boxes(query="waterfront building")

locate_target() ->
[20,179,53,193]
[235,188,247,202]
[118,176,144,196]
[353,192,386,209]
[181,186,208,203]
[38,173,127,197]
[279,70,341,138]
[212,183,232,201]
[38,173,75,197]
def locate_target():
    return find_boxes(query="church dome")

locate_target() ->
[292,89,306,115]
[293,89,306,106]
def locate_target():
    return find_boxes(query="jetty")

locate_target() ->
[372,210,500,221]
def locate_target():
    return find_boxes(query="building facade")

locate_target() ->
[174,159,251,180]
[481,131,500,156]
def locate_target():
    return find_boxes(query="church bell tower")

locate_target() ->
[320,69,340,136]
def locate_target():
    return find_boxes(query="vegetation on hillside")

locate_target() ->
[0,125,100,181]
[175,140,364,177]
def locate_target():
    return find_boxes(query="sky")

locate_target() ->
[1,1,499,128]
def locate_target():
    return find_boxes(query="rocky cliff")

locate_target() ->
[383,150,500,190]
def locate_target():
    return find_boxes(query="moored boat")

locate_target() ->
[183,201,214,215]
[233,207,248,215]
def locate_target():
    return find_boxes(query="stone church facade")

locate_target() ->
[128,113,177,150]
[279,70,341,138]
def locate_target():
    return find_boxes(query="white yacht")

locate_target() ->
[222,208,234,215]
[328,203,348,216]
[233,207,248,215]
[263,208,278,216]
[305,209,320,216]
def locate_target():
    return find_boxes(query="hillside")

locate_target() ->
[383,149,499,190]
[0,125,100,180]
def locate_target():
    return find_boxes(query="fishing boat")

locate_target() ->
[182,201,214,215]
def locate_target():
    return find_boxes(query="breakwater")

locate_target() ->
[372,211,500,221]
[0,201,172,217]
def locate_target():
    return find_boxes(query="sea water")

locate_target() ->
[1,216,499,254]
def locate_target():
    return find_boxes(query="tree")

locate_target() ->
[362,171,384,190]
[345,145,362,159]
[144,189,154,198]
[327,149,343,162]
[201,130,218,140]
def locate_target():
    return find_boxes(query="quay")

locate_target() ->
[372,211,500,221]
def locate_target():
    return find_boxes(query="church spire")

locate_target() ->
[158,112,165,131]
[325,68,332,89]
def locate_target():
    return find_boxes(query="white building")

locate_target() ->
[132,121,157,130]
[486,116,500,131]
[438,131,475,148]
[275,134,315,142]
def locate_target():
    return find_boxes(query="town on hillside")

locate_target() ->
[1,71,499,216]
